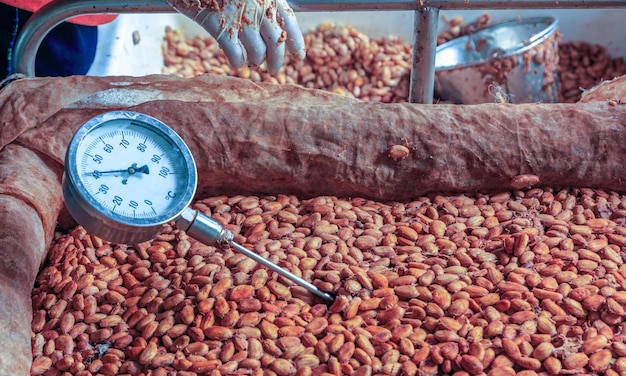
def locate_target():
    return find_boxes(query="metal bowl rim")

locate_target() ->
[435,16,559,71]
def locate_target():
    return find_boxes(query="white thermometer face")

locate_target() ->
[64,111,197,242]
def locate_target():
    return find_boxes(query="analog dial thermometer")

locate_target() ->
[63,111,334,302]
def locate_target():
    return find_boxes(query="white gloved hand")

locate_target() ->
[168,0,305,75]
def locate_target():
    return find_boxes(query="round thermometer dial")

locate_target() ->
[63,111,197,244]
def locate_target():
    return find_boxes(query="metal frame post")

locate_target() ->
[409,7,439,104]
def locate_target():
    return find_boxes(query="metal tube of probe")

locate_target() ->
[227,241,335,302]
[175,208,335,302]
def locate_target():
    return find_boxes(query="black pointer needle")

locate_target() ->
[91,163,150,175]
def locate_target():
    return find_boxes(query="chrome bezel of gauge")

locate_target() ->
[63,111,197,243]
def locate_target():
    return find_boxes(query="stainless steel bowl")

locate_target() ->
[434,16,560,104]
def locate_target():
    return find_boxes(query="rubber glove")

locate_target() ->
[168,0,305,75]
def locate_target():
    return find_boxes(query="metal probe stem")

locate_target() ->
[227,240,335,302]
[175,208,335,302]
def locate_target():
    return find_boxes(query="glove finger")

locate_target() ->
[216,27,248,68]
[178,6,248,68]
[260,6,286,75]
[239,18,267,68]
[276,0,305,60]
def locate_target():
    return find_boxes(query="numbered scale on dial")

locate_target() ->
[63,111,197,244]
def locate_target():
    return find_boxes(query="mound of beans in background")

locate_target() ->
[163,22,411,103]
[32,188,626,375]
[162,17,626,103]
[558,41,626,103]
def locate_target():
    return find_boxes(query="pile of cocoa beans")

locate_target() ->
[32,188,626,375]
